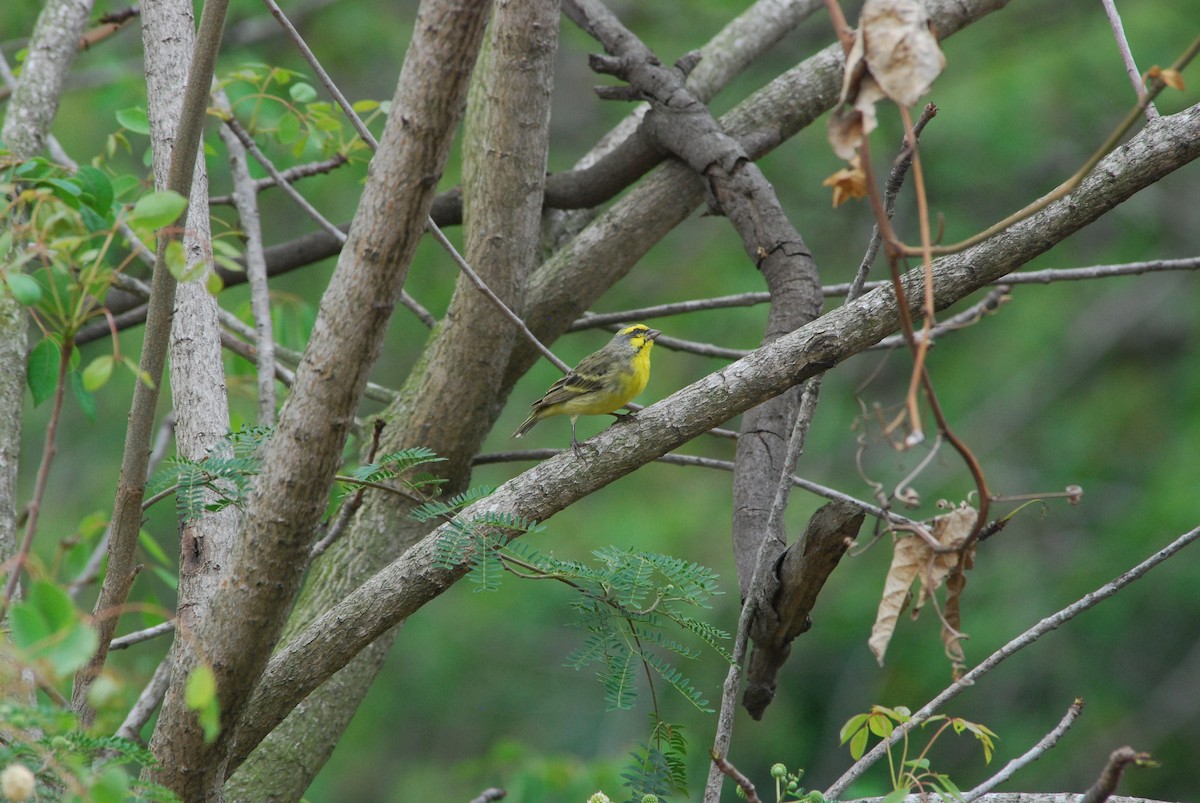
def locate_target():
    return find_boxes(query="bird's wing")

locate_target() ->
[533,369,607,408]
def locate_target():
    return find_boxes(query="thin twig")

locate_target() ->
[1098,0,1157,120]
[706,379,821,800]
[207,154,349,205]
[310,419,386,560]
[116,654,174,742]
[1081,746,1153,803]
[824,522,1200,798]
[961,698,1084,801]
[424,219,571,374]
[0,337,71,618]
[216,90,277,425]
[69,414,175,599]
[259,0,378,149]
[900,33,1200,257]
[110,620,178,651]
[709,751,761,803]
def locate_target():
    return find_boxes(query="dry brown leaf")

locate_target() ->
[1148,65,1186,91]
[827,0,945,160]
[868,503,977,667]
[861,0,946,107]
[822,155,868,206]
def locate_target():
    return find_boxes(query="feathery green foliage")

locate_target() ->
[0,700,180,801]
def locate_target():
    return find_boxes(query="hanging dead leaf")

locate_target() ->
[868,503,977,667]
[822,155,868,206]
[827,0,945,160]
[860,0,946,107]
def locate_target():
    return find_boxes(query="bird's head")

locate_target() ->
[617,323,661,352]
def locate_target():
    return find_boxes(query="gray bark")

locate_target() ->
[236,102,1200,744]
[226,0,560,793]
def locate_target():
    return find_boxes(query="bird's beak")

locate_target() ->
[647,329,662,341]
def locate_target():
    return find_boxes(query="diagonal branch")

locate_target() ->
[229,102,1200,763]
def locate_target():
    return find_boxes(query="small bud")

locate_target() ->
[1,765,36,802]
[1065,484,1083,505]
[770,763,788,779]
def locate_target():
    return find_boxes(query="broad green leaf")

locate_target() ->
[352,99,380,112]
[8,580,99,678]
[840,715,868,744]
[116,106,151,135]
[288,82,318,103]
[277,112,301,144]
[849,724,869,760]
[129,190,187,229]
[27,337,61,407]
[82,354,114,392]
[75,165,114,214]
[5,272,42,305]
[867,712,894,739]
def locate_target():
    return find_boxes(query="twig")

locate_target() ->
[473,449,924,533]
[216,90,277,424]
[900,33,1200,257]
[0,337,72,618]
[219,113,348,245]
[259,0,378,149]
[1099,0,1157,120]
[709,751,761,803]
[110,620,178,651]
[424,219,571,374]
[707,379,821,800]
[310,419,386,560]
[466,788,507,803]
[824,522,1200,798]
[961,698,1084,801]
[207,154,349,205]
[69,414,175,599]
[1081,746,1153,803]
[874,286,1010,350]
[116,654,174,742]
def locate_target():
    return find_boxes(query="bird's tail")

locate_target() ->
[512,413,539,439]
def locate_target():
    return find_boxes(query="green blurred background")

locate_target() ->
[8,0,1200,799]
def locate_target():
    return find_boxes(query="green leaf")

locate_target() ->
[881,789,911,803]
[8,580,99,678]
[352,99,380,112]
[185,664,221,743]
[69,369,97,421]
[115,106,151,135]
[840,714,869,745]
[128,190,187,229]
[288,82,318,103]
[82,355,114,392]
[27,338,61,407]
[849,724,869,760]
[5,272,42,305]
[867,712,894,739]
[277,112,301,144]
[75,165,115,215]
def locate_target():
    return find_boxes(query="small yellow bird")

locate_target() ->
[513,323,661,456]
